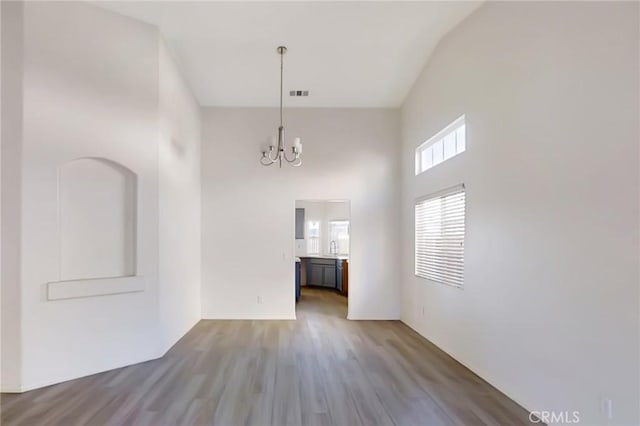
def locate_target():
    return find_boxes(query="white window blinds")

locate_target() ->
[307,221,320,254]
[415,185,466,287]
[328,221,350,255]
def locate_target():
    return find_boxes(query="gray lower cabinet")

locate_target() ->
[336,260,343,292]
[309,264,324,286]
[323,266,336,287]
[305,258,338,289]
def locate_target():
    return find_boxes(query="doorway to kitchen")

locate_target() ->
[294,200,350,319]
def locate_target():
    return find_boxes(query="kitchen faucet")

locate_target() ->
[330,240,337,255]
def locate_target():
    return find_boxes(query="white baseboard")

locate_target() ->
[399,318,535,418]
[0,384,23,393]
[200,315,297,320]
[347,316,401,320]
[15,348,163,394]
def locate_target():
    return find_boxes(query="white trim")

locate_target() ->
[415,114,466,175]
[200,315,297,320]
[47,275,145,300]
[400,319,536,419]
[0,385,23,393]
[16,350,163,393]
[418,115,465,151]
[414,185,466,288]
[415,183,465,204]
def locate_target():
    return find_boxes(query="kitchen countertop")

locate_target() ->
[297,255,349,260]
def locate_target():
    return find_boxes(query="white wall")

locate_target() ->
[202,108,400,320]
[1,0,23,393]
[19,1,160,390]
[294,200,349,257]
[158,38,202,351]
[1,2,201,391]
[400,2,639,425]
[0,0,3,391]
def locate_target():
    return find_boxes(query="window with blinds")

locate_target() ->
[415,185,466,287]
[328,220,350,255]
[307,221,320,254]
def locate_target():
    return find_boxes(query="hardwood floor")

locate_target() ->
[1,287,532,425]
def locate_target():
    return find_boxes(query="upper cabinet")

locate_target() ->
[295,208,305,239]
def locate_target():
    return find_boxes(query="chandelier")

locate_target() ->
[260,46,302,167]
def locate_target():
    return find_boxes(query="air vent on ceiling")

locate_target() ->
[289,90,309,97]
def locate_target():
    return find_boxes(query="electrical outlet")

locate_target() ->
[601,398,613,420]
[421,306,425,316]
[257,296,263,304]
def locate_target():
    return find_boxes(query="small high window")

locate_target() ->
[415,115,466,175]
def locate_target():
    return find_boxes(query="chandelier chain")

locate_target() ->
[280,48,284,127]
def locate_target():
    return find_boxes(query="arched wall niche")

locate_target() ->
[47,157,144,300]
[58,157,137,281]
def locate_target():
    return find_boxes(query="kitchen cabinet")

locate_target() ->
[323,267,336,287]
[305,257,339,289]
[295,261,301,302]
[300,258,307,286]
[309,264,324,286]
[300,257,348,293]
[341,260,348,296]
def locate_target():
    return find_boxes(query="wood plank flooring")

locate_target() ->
[1,288,533,425]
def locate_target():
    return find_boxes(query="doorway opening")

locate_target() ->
[294,200,350,319]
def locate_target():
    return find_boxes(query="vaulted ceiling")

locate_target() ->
[94,1,481,108]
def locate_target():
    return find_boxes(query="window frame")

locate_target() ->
[414,184,466,289]
[307,220,321,255]
[327,220,350,255]
[415,115,466,176]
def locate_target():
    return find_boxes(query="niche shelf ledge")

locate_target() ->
[47,276,145,300]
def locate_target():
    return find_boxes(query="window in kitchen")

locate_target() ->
[415,185,465,288]
[307,221,320,254]
[328,220,350,255]
[415,115,466,175]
